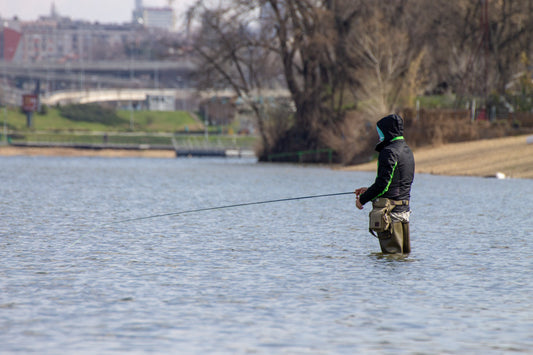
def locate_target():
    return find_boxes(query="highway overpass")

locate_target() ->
[41,88,194,105]
[0,59,290,107]
[40,88,291,106]
[0,59,196,91]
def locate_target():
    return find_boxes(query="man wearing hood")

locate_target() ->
[355,114,415,254]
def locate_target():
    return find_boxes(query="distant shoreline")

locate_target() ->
[343,134,533,179]
[2,135,533,179]
[0,146,176,159]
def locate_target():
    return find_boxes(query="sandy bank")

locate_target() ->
[0,146,176,159]
[343,134,533,179]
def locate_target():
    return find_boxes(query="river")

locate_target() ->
[0,156,531,354]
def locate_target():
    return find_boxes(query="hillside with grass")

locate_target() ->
[0,104,257,150]
[3,105,203,132]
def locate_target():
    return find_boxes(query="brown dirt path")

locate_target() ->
[343,134,533,179]
[0,146,175,159]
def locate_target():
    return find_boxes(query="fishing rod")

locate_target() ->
[111,191,356,224]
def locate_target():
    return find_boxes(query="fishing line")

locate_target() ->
[110,191,356,224]
[67,191,355,248]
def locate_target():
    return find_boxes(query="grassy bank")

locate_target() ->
[1,106,202,132]
[0,106,257,150]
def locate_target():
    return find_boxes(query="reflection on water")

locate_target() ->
[0,156,531,354]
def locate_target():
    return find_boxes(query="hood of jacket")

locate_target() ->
[375,114,404,152]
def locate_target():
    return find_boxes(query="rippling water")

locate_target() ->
[0,156,531,354]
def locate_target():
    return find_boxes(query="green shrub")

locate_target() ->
[58,104,128,126]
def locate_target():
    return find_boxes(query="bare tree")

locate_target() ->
[341,1,430,115]
[188,1,285,156]
[263,0,367,154]
[423,0,533,103]
[188,0,369,159]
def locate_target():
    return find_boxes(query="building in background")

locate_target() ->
[146,94,175,111]
[0,17,137,63]
[0,1,179,63]
[132,0,175,31]
[0,25,23,61]
[0,7,179,64]
[0,1,194,107]
[132,0,144,26]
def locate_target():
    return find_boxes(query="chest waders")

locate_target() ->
[369,198,411,254]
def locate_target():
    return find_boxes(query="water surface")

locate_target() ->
[0,156,531,354]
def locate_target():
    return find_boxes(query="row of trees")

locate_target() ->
[186,0,533,162]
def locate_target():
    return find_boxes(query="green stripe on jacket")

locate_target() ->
[374,161,398,200]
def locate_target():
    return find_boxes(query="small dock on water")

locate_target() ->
[174,148,255,158]
[171,136,255,158]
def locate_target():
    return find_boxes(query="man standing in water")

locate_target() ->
[355,114,415,254]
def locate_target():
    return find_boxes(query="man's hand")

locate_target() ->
[354,187,367,198]
[356,197,364,210]
[354,187,367,210]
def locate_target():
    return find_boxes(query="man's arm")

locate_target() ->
[359,151,398,206]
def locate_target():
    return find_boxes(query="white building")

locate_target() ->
[142,7,174,30]
[146,94,175,111]
[132,0,174,31]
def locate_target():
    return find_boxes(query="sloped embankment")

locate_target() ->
[344,135,533,179]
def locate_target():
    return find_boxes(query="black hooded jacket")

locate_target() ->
[359,114,415,212]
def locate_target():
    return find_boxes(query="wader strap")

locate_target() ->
[368,198,409,238]
[391,200,409,206]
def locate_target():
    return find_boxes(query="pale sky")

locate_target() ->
[0,0,197,25]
